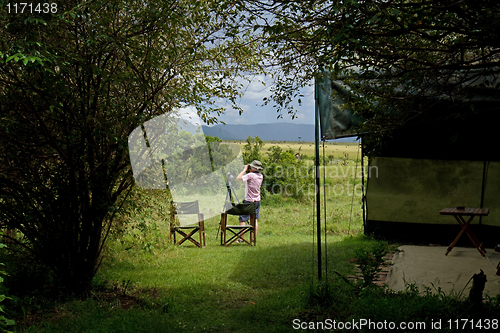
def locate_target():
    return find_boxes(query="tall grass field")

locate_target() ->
[9,142,500,332]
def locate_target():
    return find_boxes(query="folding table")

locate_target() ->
[439,207,489,257]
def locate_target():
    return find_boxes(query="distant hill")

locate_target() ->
[202,123,356,142]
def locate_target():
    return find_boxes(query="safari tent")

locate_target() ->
[317,73,500,246]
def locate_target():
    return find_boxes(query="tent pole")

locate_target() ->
[322,137,328,283]
[361,136,366,229]
[315,76,322,281]
[479,160,488,225]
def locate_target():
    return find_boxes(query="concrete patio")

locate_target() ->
[384,245,500,299]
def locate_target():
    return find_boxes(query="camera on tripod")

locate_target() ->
[226,172,235,189]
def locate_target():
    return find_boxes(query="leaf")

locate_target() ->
[5,53,21,63]
[0,316,15,326]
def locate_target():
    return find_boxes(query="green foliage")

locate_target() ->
[205,135,237,176]
[109,186,174,254]
[354,241,389,287]
[263,147,314,199]
[242,136,264,163]
[0,0,265,296]
[241,137,316,199]
[243,0,500,147]
[0,240,14,333]
[307,281,334,308]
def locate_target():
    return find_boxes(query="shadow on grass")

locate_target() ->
[21,233,500,333]
[19,236,375,333]
[227,239,365,290]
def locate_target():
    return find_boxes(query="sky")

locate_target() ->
[215,75,316,125]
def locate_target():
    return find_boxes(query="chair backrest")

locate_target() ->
[224,202,256,216]
[173,200,200,215]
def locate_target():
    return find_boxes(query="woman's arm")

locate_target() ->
[237,165,248,180]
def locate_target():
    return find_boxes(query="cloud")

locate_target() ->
[214,75,316,125]
[238,75,271,102]
[177,106,203,127]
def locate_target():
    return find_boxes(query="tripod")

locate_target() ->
[225,177,240,206]
[216,173,240,239]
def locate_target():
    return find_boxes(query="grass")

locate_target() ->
[9,142,500,332]
[13,181,370,332]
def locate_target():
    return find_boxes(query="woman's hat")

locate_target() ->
[249,160,263,171]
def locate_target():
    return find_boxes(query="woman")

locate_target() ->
[236,160,263,237]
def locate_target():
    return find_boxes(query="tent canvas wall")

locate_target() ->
[317,73,500,246]
[364,105,500,246]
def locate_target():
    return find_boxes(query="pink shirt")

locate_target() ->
[241,172,263,202]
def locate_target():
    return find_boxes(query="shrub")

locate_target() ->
[242,136,264,163]
[0,239,15,332]
[262,146,314,199]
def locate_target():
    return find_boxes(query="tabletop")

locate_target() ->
[439,207,489,216]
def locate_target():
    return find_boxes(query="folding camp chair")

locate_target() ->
[219,202,256,246]
[170,200,206,248]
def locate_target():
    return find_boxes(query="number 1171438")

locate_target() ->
[7,3,57,14]
[447,319,498,330]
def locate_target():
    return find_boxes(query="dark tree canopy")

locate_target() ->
[242,0,500,138]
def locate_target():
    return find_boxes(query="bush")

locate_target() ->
[354,242,389,287]
[0,239,15,332]
[242,136,264,163]
[262,146,315,199]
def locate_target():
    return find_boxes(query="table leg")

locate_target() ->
[445,216,470,255]
[457,216,486,255]
[446,215,485,257]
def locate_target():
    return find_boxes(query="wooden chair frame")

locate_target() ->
[220,211,256,246]
[170,201,206,248]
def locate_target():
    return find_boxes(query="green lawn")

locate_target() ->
[16,191,371,332]
[13,161,500,332]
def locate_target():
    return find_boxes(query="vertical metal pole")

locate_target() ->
[361,137,366,228]
[314,77,322,281]
[479,160,488,225]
